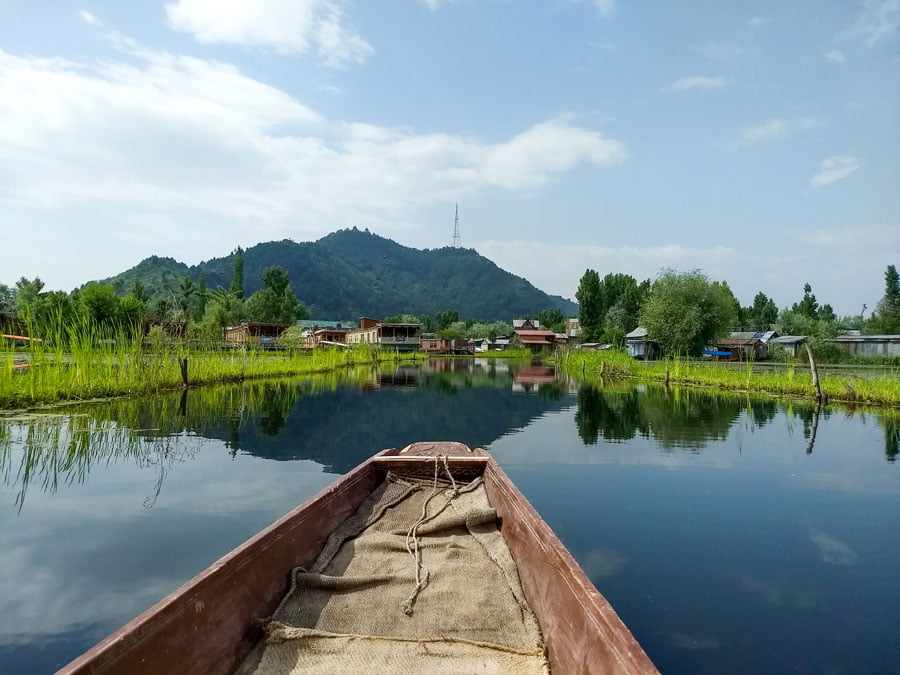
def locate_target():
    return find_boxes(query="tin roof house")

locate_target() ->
[625,327,659,360]
[828,334,900,357]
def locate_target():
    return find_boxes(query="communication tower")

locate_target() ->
[451,203,461,248]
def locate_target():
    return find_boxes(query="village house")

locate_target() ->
[716,331,778,361]
[419,335,470,354]
[770,335,806,358]
[224,321,289,348]
[346,317,422,353]
[302,326,352,349]
[512,328,557,353]
[828,334,900,357]
[625,326,659,360]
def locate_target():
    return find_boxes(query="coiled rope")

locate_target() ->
[401,455,459,615]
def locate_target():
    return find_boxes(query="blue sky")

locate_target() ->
[0,0,897,315]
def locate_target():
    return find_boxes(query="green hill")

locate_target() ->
[98,229,576,320]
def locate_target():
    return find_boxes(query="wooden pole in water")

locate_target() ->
[178,357,188,388]
[805,343,822,402]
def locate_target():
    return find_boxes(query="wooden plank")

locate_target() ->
[59,453,390,675]
[483,460,658,675]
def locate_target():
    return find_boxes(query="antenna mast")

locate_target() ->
[451,203,461,248]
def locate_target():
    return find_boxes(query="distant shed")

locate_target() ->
[625,327,659,360]
[771,335,806,358]
[828,334,900,357]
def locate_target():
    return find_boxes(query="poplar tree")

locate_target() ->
[576,269,602,341]
[229,247,245,299]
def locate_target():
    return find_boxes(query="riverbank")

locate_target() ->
[1,343,425,410]
[555,350,900,407]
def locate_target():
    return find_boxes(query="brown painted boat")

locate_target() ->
[59,442,657,674]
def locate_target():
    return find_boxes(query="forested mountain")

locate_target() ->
[98,229,576,320]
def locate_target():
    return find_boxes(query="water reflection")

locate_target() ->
[1,359,899,674]
[574,384,775,450]
[4,362,899,515]
[0,360,573,510]
[883,416,899,461]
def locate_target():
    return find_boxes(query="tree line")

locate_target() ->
[575,264,900,357]
[0,247,309,342]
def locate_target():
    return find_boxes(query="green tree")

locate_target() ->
[383,314,421,324]
[576,269,602,341]
[202,289,244,333]
[435,309,459,331]
[792,283,819,319]
[886,264,900,306]
[595,273,648,332]
[119,293,146,332]
[746,292,778,331]
[78,283,122,328]
[14,278,78,337]
[229,246,245,299]
[195,272,208,322]
[465,321,512,340]
[537,307,565,332]
[14,277,45,315]
[0,283,14,314]
[640,269,737,356]
[178,277,196,316]
[867,264,900,334]
[244,266,309,324]
[438,321,466,340]
[603,276,649,333]
[131,279,150,304]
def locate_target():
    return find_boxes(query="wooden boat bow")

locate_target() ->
[59,442,657,674]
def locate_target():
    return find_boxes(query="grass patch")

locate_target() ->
[555,349,900,407]
[1,324,425,410]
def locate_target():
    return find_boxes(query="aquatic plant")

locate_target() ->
[553,349,900,407]
[0,322,425,410]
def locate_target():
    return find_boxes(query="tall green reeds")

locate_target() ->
[554,349,900,407]
[1,319,425,410]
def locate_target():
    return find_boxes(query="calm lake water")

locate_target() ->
[2,359,899,674]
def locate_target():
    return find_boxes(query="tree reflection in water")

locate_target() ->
[575,383,789,451]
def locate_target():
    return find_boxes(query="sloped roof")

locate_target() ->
[514,329,556,337]
[625,326,648,339]
[772,335,806,345]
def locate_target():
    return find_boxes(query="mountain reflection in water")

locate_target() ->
[2,360,897,514]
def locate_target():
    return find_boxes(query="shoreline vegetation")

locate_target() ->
[1,331,424,411]
[555,350,900,408]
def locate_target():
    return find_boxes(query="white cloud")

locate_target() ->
[662,76,729,92]
[733,116,821,148]
[809,531,858,566]
[850,0,900,46]
[165,0,373,67]
[691,40,751,60]
[0,44,627,288]
[79,10,103,27]
[748,16,771,29]
[809,155,860,189]
[825,49,846,63]
[592,0,616,17]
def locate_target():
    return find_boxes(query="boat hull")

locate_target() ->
[59,443,656,674]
